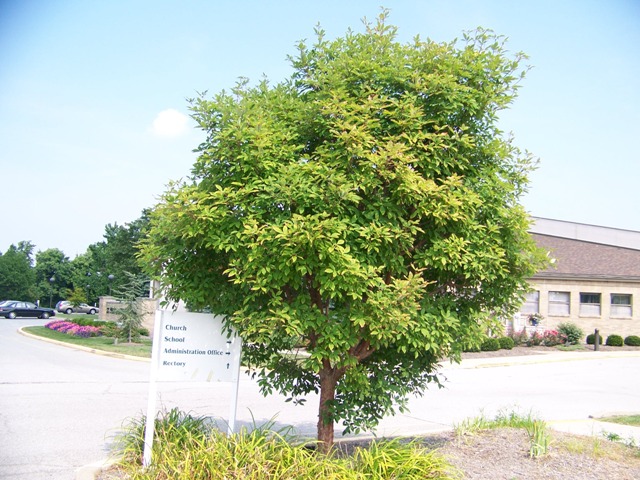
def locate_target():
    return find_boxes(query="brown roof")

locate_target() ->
[532,234,640,281]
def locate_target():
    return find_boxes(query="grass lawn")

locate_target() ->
[599,415,640,427]
[23,326,152,358]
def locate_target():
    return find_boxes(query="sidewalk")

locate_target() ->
[450,348,640,369]
[77,348,640,479]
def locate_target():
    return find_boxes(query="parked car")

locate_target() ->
[0,301,56,319]
[56,301,99,315]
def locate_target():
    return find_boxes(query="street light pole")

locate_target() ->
[108,274,115,295]
[49,276,55,308]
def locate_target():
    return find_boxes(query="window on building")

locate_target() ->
[548,291,570,316]
[611,294,632,318]
[521,291,539,314]
[580,293,601,316]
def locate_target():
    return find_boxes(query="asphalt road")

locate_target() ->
[1,318,639,479]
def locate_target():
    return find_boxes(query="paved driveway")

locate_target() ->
[1,319,639,480]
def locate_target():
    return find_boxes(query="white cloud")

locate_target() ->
[150,109,188,137]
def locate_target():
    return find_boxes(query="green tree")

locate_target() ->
[0,242,36,300]
[112,272,149,343]
[103,210,149,283]
[33,248,72,307]
[140,13,546,451]
[77,210,150,302]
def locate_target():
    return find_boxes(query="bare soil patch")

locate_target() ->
[434,428,640,480]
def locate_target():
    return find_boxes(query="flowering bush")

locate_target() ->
[45,320,102,338]
[526,329,567,347]
[526,330,543,346]
[541,329,567,346]
[508,327,529,346]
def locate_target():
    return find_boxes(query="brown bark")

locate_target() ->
[316,361,345,454]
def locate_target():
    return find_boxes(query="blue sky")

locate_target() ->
[1,1,639,258]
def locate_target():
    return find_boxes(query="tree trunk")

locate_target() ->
[316,363,342,454]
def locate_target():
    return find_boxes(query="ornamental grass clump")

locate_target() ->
[45,320,102,338]
[113,408,459,480]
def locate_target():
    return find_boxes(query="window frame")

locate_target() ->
[521,291,540,315]
[610,294,632,318]
[579,292,601,317]
[548,291,570,316]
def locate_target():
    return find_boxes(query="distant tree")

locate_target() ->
[67,287,88,307]
[33,248,72,307]
[69,252,99,304]
[78,210,151,302]
[140,13,546,452]
[112,272,149,343]
[0,242,36,300]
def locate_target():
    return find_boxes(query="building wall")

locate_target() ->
[522,278,640,339]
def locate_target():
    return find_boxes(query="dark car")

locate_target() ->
[0,301,56,319]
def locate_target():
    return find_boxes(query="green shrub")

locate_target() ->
[462,342,481,353]
[586,333,603,345]
[72,318,111,328]
[557,322,583,345]
[480,338,501,352]
[498,337,515,350]
[624,335,640,347]
[606,334,624,347]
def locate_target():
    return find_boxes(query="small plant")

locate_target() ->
[498,336,514,350]
[480,338,501,352]
[526,420,551,458]
[624,335,640,346]
[508,327,529,346]
[557,322,583,345]
[602,431,623,442]
[606,334,624,347]
[586,333,603,345]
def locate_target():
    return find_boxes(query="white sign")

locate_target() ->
[143,308,242,467]
[155,310,241,382]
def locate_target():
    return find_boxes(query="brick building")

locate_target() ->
[514,218,640,338]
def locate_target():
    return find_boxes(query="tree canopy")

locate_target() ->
[140,12,546,451]
[0,242,36,301]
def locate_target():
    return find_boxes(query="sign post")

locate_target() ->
[142,308,242,467]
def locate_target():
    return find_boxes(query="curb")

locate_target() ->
[18,326,151,362]
[451,350,640,369]
[75,458,119,480]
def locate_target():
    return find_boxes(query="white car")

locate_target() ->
[56,301,99,315]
